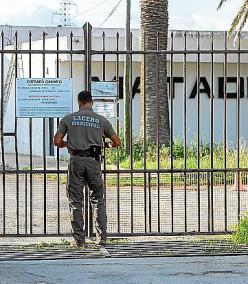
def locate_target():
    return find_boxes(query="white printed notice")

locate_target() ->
[93,101,116,118]
[16,78,73,118]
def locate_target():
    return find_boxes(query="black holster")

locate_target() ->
[89,145,102,162]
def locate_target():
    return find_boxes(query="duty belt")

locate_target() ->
[70,145,103,162]
[70,149,91,157]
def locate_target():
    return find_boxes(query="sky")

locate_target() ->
[0,0,245,31]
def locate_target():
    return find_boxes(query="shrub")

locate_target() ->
[232,211,248,245]
[104,131,248,171]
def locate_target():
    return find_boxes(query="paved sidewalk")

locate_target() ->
[0,256,248,284]
[0,236,248,283]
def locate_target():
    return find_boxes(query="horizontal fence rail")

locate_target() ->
[0,24,248,237]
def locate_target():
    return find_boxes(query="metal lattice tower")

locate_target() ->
[53,1,78,27]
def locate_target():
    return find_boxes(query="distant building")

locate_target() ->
[1,25,248,157]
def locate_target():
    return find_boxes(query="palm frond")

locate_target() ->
[228,1,248,43]
[233,9,248,44]
[217,0,229,10]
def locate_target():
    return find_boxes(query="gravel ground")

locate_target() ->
[0,173,247,235]
[0,154,248,236]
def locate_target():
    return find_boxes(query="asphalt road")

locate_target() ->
[0,255,248,284]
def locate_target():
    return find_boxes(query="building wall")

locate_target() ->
[2,31,248,157]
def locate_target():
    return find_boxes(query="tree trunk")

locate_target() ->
[140,0,170,146]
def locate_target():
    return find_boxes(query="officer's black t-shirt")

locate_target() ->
[57,106,115,151]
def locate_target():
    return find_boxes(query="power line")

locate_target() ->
[94,0,124,30]
[78,0,112,16]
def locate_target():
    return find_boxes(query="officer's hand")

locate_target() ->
[54,132,67,148]
[109,134,121,148]
[104,141,113,148]
[61,141,68,148]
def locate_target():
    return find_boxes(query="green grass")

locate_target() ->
[232,211,248,245]
[44,172,235,187]
[20,137,248,187]
[35,239,71,250]
[32,238,130,250]
[101,138,248,187]
[105,137,248,170]
[106,238,130,245]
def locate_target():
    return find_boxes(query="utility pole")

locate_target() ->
[124,0,131,155]
[52,1,77,27]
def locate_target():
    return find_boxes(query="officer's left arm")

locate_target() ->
[54,118,68,148]
[54,132,68,148]
[104,119,121,148]
[106,134,121,148]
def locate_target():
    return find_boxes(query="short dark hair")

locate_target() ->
[78,90,93,104]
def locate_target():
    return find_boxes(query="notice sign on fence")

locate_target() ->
[16,78,73,118]
[93,101,116,118]
[92,81,117,98]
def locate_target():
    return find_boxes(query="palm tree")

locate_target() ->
[218,0,248,41]
[140,0,170,146]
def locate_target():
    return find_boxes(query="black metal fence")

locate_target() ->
[0,23,248,237]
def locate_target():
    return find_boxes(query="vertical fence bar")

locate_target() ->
[224,32,227,232]
[237,33,241,221]
[83,22,93,237]
[56,32,60,234]
[170,32,174,233]
[102,32,106,81]
[0,31,6,235]
[69,32,74,234]
[25,172,28,234]
[14,32,20,234]
[196,32,201,232]
[83,25,89,237]
[84,23,92,91]
[102,31,107,202]
[210,32,214,232]
[28,31,33,234]
[183,32,187,232]
[102,31,107,201]
[42,31,47,234]
[56,31,60,234]
[207,170,210,232]
[116,32,120,233]
[156,32,161,233]
[148,172,151,232]
[101,30,107,236]
[70,32,73,79]
[143,32,147,233]
[130,32,134,234]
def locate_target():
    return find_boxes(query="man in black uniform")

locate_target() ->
[54,90,121,247]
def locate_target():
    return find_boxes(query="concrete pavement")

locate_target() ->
[0,255,248,284]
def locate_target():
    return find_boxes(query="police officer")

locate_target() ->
[54,90,121,247]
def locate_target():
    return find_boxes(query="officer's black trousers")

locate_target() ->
[66,156,107,242]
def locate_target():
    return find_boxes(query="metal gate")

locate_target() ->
[0,23,248,237]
